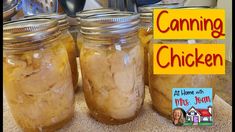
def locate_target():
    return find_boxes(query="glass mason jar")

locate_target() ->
[76,8,120,57]
[60,29,79,92]
[138,4,216,120]
[138,3,182,86]
[148,39,217,119]
[56,14,79,92]
[67,16,80,57]
[3,18,74,131]
[80,12,145,124]
[68,24,80,57]
[138,8,152,86]
[24,14,79,92]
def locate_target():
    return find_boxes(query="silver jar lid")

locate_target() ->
[24,13,69,31]
[138,3,183,22]
[176,6,211,9]
[76,8,116,17]
[3,18,60,51]
[77,8,115,15]
[76,8,120,25]
[80,11,140,36]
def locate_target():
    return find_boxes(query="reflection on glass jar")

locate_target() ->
[3,18,74,131]
[80,12,145,124]
[148,40,216,119]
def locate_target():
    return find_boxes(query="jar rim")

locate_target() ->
[76,9,120,26]
[76,8,116,17]
[3,18,61,52]
[80,11,140,35]
[138,2,183,12]
[24,13,69,31]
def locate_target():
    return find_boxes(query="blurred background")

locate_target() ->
[3,0,232,62]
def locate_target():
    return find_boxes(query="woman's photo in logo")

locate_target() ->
[172,108,186,126]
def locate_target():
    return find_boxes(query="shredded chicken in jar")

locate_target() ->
[80,42,145,124]
[3,42,74,131]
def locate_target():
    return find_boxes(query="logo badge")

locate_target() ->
[172,88,213,126]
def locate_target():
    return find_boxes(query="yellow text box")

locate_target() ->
[153,44,225,74]
[153,9,225,39]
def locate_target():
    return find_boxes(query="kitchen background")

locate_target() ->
[7,0,232,62]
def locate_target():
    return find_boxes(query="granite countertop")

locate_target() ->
[214,60,232,105]
[3,88,232,132]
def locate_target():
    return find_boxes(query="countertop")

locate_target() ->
[215,60,232,105]
[3,89,232,132]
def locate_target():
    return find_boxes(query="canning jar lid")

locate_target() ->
[76,8,120,25]
[3,18,61,51]
[77,8,115,15]
[138,2,183,21]
[76,8,116,17]
[176,6,211,9]
[24,13,69,31]
[80,11,140,36]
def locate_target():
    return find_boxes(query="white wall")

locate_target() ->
[216,0,232,62]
